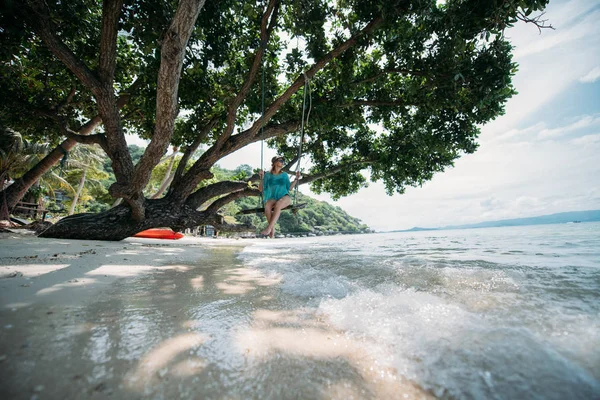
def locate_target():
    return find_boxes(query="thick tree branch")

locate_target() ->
[38,199,229,240]
[25,0,142,193]
[26,0,101,94]
[150,148,178,199]
[131,0,207,197]
[187,181,250,209]
[98,0,124,83]
[172,16,385,202]
[61,126,108,151]
[0,78,141,211]
[205,187,260,214]
[171,116,219,190]
[215,0,280,149]
[172,121,299,201]
[86,3,141,205]
[245,16,385,138]
[225,121,300,155]
[193,159,372,217]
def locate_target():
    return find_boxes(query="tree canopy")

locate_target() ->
[0,0,551,240]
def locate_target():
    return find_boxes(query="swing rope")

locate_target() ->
[293,74,311,206]
[258,42,266,209]
[252,39,311,215]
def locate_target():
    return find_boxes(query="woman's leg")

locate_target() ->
[262,195,291,237]
[261,199,277,235]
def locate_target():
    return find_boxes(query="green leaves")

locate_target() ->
[2,0,549,206]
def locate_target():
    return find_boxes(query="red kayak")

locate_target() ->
[133,229,184,240]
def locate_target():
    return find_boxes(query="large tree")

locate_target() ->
[0,0,551,240]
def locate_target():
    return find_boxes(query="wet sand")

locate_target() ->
[0,233,432,399]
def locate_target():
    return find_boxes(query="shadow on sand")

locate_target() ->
[0,236,431,399]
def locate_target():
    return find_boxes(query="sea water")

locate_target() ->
[239,222,600,399]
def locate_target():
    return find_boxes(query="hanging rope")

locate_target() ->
[293,73,311,205]
[239,71,312,217]
[258,41,266,210]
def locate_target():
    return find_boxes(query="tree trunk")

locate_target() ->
[1,138,76,210]
[69,168,87,215]
[38,198,224,241]
[0,72,140,211]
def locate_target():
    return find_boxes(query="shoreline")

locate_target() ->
[0,233,431,399]
[0,233,248,309]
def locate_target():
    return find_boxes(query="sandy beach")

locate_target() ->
[0,231,431,400]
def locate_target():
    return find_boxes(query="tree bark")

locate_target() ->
[171,17,383,201]
[39,198,225,241]
[170,121,299,201]
[1,120,98,210]
[0,79,140,212]
[131,0,207,197]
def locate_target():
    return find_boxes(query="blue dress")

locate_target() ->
[263,172,291,203]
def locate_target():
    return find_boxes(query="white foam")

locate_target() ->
[318,285,600,398]
[238,229,600,398]
[318,286,474,377]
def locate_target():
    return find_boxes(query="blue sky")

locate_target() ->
[307,0,600,231]
[129,0,600,231]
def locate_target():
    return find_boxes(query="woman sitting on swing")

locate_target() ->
[258,155,301,238]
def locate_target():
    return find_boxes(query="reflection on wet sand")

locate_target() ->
[236,308,432,399]
[124,333,207,392]
[0,240,431,399]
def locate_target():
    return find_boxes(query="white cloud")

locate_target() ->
[579,66,600,83]
[484,115,600,144]
[472,1,600,138]
[487,122,546,143]
[537,115,600,139]
[480,197,504,210]
[124,0,600,232]
[316,126,600,230]
[125,134,150,148]
[571,133,600,145]
[515,196,542,209]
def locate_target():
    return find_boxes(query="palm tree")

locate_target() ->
[150,146,179,199]
[61,145,110,215]
[0,127,23,220]
[1,125,74,221]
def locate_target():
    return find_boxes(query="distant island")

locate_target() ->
[394,210,600,232]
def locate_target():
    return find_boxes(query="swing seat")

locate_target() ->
[237,202,307,215]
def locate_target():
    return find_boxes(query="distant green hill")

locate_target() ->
[395,210,600,232]
[210,165,371,235]
[231,192,371,235]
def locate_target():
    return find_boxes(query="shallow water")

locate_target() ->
[239,222,600,399]
[0,239,424,399]
[1,224,598,399]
